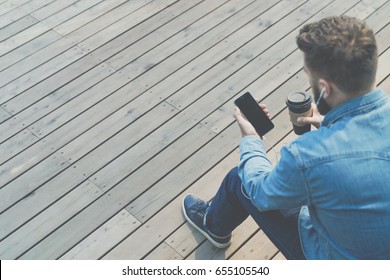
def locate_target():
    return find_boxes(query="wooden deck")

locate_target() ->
[0,0,389,260]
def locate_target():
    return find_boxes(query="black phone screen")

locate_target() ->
[234,92,274,136]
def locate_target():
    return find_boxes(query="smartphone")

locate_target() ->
[234,92,274,136]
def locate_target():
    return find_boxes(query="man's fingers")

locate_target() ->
[297,117,307,124]
[234,107,245,122]
[259,104,270,118]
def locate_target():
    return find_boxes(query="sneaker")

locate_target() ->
[182,194,231,249]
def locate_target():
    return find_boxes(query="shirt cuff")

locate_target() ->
[239,135,265,157]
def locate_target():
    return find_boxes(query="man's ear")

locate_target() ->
[318,78,332,99]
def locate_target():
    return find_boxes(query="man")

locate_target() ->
[182,16,390,259]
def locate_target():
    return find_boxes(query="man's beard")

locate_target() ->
[313,84,332,115]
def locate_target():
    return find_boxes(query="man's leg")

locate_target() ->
[183,167,305,259]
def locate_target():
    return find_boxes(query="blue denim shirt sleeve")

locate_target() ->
[237,135,308,211]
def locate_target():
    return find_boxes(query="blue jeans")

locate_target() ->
[206,167,305,260]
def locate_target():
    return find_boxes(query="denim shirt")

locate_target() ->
[237,88,390,259]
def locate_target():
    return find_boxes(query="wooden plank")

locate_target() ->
[377,48,390,84]
[76,0,185,53]
[379,76,390,94]
[0,0,102,57]
[0,44,87,90]
[229,230,278,260]
[0,152,70,212]
[0,30,62,72]
[7,0,256,142]
[0,1,18,17]
[0,21,51,56]
[0,106,11,123]
[11,0,206,133]
[59,0,305,190]
[364,0,390,32]
[143,242,183,260]
[1,0,175,112]
[0,7,27,29]
[0,102,177,221]
[1,0,61,29]
[62,0,153,44]
[0,0,199,142]
[37,0,104,27]
[9,0,42,10]
[60,210,141,260]
[0,0,148,73]
[0,15,38,41]
[16,0,57,14]
[0,180,103,259]
[0,0,256,187]
[52,0,128,36]
[0,129,38,165]
[102,0,236,69]
[375,23,390,55]
[0,63,114,159]
[18,124,215,259]
[272,252,287,260]
[30,0,81,20]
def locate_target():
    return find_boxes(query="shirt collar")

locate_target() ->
[321,88,388,128]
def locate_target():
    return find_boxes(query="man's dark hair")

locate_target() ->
[296,16,377,95]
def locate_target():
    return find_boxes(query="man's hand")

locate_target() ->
[234,103,270,139]
[296,103,324,129]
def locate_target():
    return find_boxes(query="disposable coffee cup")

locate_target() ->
[286,92,313,135]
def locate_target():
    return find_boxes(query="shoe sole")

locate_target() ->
[181,197,231,249]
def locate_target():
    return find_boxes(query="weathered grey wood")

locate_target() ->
[0,0,178,113]
[21,0,214,136]
[0,180,103,259]
[230,230,278,260]
[30,0,81,20]
[0,0,102,57]
[0,30,62,72]
[0,15,38,41]
[0,152,70,212]
[0,0,264,188]
[0,0,202,143]
[0,7,27,29]
[0,45,87,89]
[16,0,57,14]
[60,209,141,260]
[272,252,287,260]
[377,48,390,84]
[0,1,18,17]
[7,0,50,12]
[0,63,114,160]
[0,106,11,123]
[0,102,177,228]
[52,0,128,35]
[19,124,215,259]
[143,242,183,260]
[0,129,38,165]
